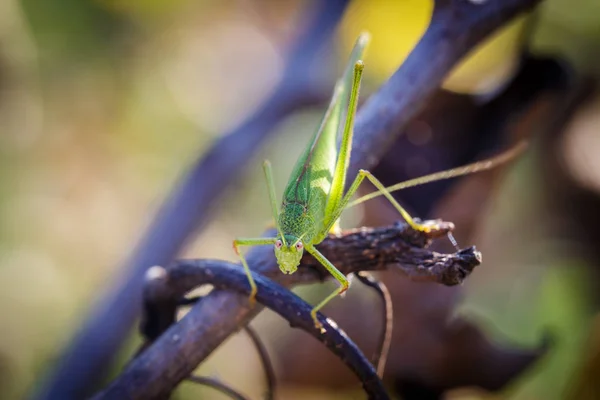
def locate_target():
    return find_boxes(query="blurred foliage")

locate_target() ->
[20,0,124,66]
[0,0,599,399]
[530,0,600,74]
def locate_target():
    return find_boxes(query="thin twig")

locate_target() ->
[178,299,276,400]
[243,325,276,400]
[355,271,393,378]
[185,376,249,400]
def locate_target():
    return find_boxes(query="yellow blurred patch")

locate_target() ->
[444,14,529,95]
[340,0,530,95]
[339,0,433,80]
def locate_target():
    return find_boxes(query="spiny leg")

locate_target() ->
[233,237,276,305]
[317,60,365,241]
[359,169,439,231]
[323,169,436,238]
[324,61,364,223]
[305,244,349,333]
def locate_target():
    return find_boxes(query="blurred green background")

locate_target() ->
[1,0,600,399]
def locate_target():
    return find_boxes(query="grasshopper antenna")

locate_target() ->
[348,141,528,208]
[355,271,393,378]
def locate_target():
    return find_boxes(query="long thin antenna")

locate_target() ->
[348,141,528,208]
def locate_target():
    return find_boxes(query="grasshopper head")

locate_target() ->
[274,236,304,274]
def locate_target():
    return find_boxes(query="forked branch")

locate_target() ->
[94,221,481,399]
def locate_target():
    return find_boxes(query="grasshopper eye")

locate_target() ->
[295,241,303,251]
[275,240,283,249]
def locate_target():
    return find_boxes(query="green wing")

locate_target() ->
[282,33,370,211]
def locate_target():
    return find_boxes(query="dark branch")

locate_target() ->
[95,221,481,399]
[100,263,392,400]
[175,223,479,292]
[139,221,478,342]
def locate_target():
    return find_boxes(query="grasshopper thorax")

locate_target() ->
[274,235,304,274]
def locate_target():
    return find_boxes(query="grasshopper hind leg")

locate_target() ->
[355,170,463,248]
[323,169,442,238]
[356,170,441,232]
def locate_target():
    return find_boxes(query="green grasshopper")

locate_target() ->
[234,32,525,332]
